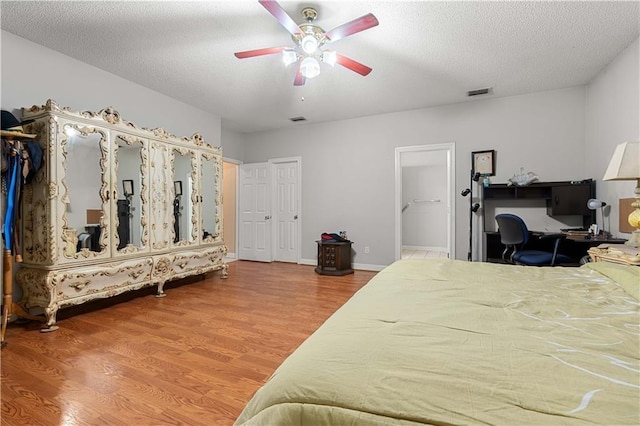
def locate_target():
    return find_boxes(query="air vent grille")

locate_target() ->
[289,116,307,122]
[467,87,492,97]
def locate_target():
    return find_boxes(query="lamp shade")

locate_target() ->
[301,35,318,54]
[603,141,640,247]
[300,57,320,79]
[282,50,298,66]
[603,141,640,181]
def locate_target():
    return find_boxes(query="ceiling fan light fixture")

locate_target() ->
[301,34,318,54]
[322,50,337,66]
[300,56,320,78]
[282,50,298,66]
[235,1,377,86]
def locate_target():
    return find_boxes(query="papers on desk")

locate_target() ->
[560,228,590,239]
[563,231,590,239]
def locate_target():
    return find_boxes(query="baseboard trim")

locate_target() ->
[299,258,387,272]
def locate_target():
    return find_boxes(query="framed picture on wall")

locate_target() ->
[471,150,496,176]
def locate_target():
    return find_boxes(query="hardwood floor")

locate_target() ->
[1,261,377,425]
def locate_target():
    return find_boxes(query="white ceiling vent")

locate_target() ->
[289,116,307,122]
[467,87,493,97]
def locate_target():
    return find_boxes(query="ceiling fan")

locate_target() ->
[235,0,379,86]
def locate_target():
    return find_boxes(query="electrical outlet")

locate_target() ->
[364,246,370,254]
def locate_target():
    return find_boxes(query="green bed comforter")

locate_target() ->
[236,259,640,425]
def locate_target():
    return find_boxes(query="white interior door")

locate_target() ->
[239,162,271,262]
[273,160,300,263]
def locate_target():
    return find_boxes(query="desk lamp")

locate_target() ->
[603,141,640,247]
[586,199,608,237]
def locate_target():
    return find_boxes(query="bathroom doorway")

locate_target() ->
[395,144,455,260]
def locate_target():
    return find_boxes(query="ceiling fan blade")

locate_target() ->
[335,53,372,76]
[234,46,286,59]
[259,0,304,37]
[293,61,306,86]
[324,13,379,43]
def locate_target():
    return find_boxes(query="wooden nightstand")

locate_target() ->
[315,240,354,275]
[588,244,640,266]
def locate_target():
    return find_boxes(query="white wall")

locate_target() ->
[244,87,587,265]
[221,127,245,162]
[585,38,640,237]
[4,28,636,268]
[1,31,225,151]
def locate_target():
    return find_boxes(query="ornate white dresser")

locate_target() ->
[17,100,227,329]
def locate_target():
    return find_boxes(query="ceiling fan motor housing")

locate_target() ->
[302,7,317,22]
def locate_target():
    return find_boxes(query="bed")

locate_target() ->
[235,258,640,425]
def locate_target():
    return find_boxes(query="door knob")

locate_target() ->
[265,215,271,220]
[294,215,298,220]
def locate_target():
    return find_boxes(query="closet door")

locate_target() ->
[273,160,300,263]
[238,162,271,262]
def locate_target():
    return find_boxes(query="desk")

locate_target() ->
[484,232,626,265]
[482,181,596,229]
[565,235,627,244]
[564,236,627,263]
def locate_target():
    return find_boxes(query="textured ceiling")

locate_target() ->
[1,1,638,133]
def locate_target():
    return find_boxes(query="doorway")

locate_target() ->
[222,159,239,260]
[395,144,455,260]
[238,157,301,263]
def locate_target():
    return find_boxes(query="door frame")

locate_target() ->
[222,157,241,261]
[269,156,302,264]
[394,143,456,260]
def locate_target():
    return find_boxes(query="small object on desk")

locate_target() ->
[565,231,591,239]
[321,232,349,242]
[507,168,539,186]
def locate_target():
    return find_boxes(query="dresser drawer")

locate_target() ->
[56,258,153,300]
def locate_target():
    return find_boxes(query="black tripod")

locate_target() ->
[461,172,480,261]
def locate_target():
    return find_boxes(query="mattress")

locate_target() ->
[235,259,640,425]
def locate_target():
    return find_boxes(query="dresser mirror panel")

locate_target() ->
[114,134,147,252]
[201,153,220,243]
[172,148,196,245]
[60,122,110,259]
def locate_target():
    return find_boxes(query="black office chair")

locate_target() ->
[495,214,571,266]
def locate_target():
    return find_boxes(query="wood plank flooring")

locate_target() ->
[1,261,377,425]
